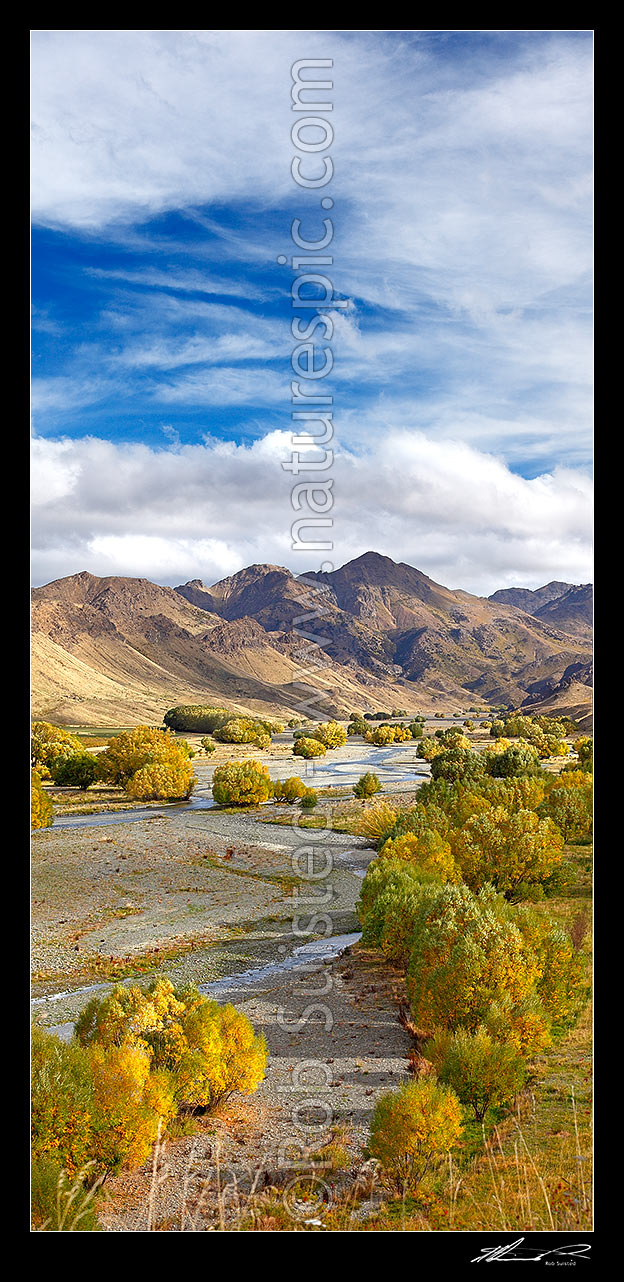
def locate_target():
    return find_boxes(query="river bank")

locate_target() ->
[97,942,414,1232]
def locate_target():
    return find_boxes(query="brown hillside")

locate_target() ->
[32,556,592,726]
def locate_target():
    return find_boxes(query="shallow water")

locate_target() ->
[34,931,362,1040]
[199,931,362,999]
[38,741,429,831]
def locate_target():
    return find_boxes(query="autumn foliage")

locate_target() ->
[32,980,266,1223]
[99,726,196,799]
[31,769,53,829]
[211,759,273,805]
[31,721,84,779]
[369,1078,463,1191]
[293,736,327,759]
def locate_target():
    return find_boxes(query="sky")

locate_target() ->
[31,29,593,595]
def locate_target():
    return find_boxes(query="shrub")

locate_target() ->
[479,775,546,811]
[483,992,551,1057]
[200,736,216,754]
[440,729,471,748]
[164,705,231,733]
[31,1156,102,1232]
[301,788,318,809]
[50,752,100,791]
[430,747,485,784]
[416,736,444,761]
[406,883,539,1033]
[212,760,273,805]
[574,736,593,772]
[451,806,564,898]
[31,770,53,829]
[369,1079,463,1192]
[533,926,585,1028]
[273,776,307,803]
[357,857,427,934]
[293,736,326,759]
[357,859,441,964]
[366,723,412,745]
[379,829,458,882]
[31,722,84,778]
[76,979,267,1111]
[538,772,592,842]
[125,761,195,801]
[213,717,271,749]
[353,800,398,842]
[426,1026,526,1121]
[348,719,368,736]
[31,1027,95,1180]
[31,1024,175,1183]
[569,907,591,952]
[484,742,541,778]
[353,772,381,799]
[88,1041,175,1173]
[99,726,193,788]
[372,882,439,965]
[307,721,347,749]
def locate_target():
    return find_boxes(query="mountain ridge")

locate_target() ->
[31,554,592,726]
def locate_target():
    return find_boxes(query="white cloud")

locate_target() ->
[31,31,592,316]
[30,31,593,586]
[31,429,592,594]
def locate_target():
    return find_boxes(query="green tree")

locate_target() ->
[50,752,100,791]
[426,1026,526,1121]
[353,772,382,799]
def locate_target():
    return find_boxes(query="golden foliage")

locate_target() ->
[211,759,273,805]
[31,769,53,829]
[369,1078,463,1192]
[354,800,398,841]
[379,829,459,882]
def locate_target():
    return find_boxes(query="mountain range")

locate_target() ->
[31,553,593,727]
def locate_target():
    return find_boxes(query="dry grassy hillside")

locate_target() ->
[31,555,592,726]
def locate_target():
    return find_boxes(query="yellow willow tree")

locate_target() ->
[406,883,540,1033]
[451,806,564,897]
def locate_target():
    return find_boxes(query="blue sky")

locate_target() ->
[31,29,593,593]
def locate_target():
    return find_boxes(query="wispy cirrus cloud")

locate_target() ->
[31,29,593,585]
